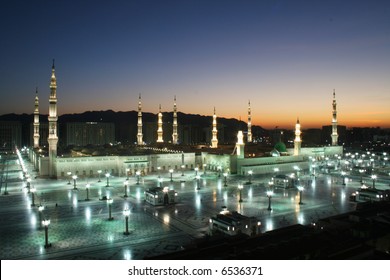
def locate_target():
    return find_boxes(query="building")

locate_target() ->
[144,186,178,206]
[209,208,261,236]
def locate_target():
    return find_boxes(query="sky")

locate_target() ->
[1,0,389,129]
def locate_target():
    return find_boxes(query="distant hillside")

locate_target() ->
[0,110,268,145]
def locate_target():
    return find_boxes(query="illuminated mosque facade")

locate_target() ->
[29,62,342,179]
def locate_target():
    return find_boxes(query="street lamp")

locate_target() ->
[126,168,130,180]
[97,170,102,182]
[157,166,161,178]
[217,166,222,178]
[72,175,78,190]
[67,172,72,185]
[359,169,365,184]
[196,175,201,190]
[266,190,273,211]
[38,205,44,228]
[123,208,130,235]
[105,173,110,187]
[247,170,253,184]
[136,171,141,184]
[223,172,228,187]
[85,183,90,201]
[42,219,51,248]
[341,171,346,186]
[27,177,31,193]
[293,165,300,178]
[371,175,377,189]
[107,198,114,220]
[123,181,128,198]
[158,177,163,188]
[169,169,174,182]
[30,186,36,207]
[238,183,243,203]
[3,180,8,195]
[297,186,304,205]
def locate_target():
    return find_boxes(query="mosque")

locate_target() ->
[28,62,342,179]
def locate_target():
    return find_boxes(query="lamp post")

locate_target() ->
[3,180,8,195]
[223,172,228,187]
[217,166,221,178]
[97,170,102,182]
[107,198,114,220]
[297,186,304,205]
[371,175,377,189]
[196,175,201,190]
[238,183,243,203]
[27,177,31,193]
[67,172,72,185]
[341,171,346,186]
[136,171,141,184]
[123,181,128,198]
[72,175,78,190]
[126,168,130,180]
[181,165,185,176]
[42,219,51,248]
[105,173,110,187]
[247,170,253,184]
[169,169,174,182]
[38,205,44,228]
[359,169,364,184]
[157,166,161,179]
[158,177,163,188]
[123,208,130,235]
[266,190,273,211]
[85,183,90,201]
[30,186,36,207]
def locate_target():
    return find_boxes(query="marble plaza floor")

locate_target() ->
[1,153,387,260]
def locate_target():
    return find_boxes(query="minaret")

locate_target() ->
[137,94,143,145]
[33,87,40,148]
[211,107,218,148]
[236,130,245,158]
[48,60,58,178]
[247,100,252,143]
[331,89,339,146]
[294,118,301,156]
[172,96,178,144]
[157,104,163,143]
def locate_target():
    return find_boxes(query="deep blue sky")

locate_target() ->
[1,0,389,128]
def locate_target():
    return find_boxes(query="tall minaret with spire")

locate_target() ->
[294,118,301,156]
[157,104,163,143]
[33,87,40,148]
[331,89,339,146]
[48,60,58,177]
[172,96,178,144]
[137,94,143,145]
[247,100,252,143]
[211,107,218,148]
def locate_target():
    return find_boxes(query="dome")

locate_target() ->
[274,141,287,153]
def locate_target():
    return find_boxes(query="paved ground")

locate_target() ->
[1,153,388,260]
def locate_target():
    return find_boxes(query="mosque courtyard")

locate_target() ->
[1,152,388,260]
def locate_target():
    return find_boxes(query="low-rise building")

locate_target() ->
[144,186,178,206]
[209,208,261,236]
